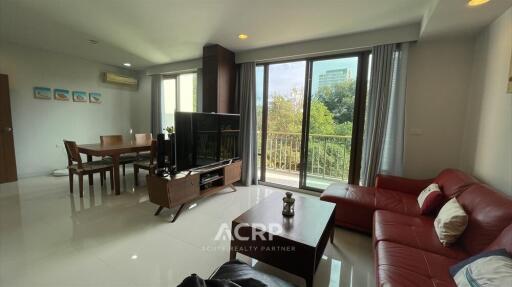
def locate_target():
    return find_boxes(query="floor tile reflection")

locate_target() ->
[0,170,374,286]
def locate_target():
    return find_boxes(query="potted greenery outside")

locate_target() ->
[164,126,175,140]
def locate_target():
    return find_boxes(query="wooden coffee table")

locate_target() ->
[230,192,336,287]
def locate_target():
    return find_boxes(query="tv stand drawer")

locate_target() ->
[224,161,241,185]
[169,174,200,205]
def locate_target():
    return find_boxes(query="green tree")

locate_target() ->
[316,80,356,125]
[267,94,302,133]
[335,122,353,136]
[309,100,336,135]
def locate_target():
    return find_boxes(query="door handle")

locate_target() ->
[3,127,12,132]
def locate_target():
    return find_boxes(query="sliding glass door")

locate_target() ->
[258,61,306,188]
[257,53,369,190]
[303,56,360,189]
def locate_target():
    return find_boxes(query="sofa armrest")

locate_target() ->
[375,174,433,195]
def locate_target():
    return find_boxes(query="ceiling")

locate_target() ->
[0,0,430,69]
[0,0,510,70]
[421,0,512,38]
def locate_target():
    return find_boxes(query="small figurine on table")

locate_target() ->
[282,192,295,217]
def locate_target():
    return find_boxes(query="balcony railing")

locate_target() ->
[258,131,351,182]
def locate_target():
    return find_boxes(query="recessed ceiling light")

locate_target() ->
[238,34,249,40]
[467,0,490,7]
[123,63,132,67]
[88,39,98,45]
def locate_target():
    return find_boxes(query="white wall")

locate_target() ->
[131,75,151,134]
[460,7,512,195]
[403,37,475,179]
[0,42,150,177]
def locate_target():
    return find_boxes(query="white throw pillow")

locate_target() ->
[450,249,512,287]
[434,198,468,246]
[417,183,441,207]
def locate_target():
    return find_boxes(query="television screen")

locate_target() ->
[175,112,240,171]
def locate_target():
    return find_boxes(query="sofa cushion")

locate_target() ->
[434,169,477,198]
[486,224,512,254]
[374,210,468,260]
[376,241,457,287]
[417,183,444,215]
[449,249,512,287]
[434,198,468,246]
[457,184,512,255]
[375,189,421,216]
[320,183,375,232]
[375,174,433,195]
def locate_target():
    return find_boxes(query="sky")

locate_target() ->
[256,56,359,105]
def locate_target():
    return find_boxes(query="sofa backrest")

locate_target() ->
[485,223,512,254]
[434,169,478,198]
[456,184,512,255]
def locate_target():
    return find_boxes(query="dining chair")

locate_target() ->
[134,133,152,160]
[100,135,137,176]
[133,139,157,186]
[63,140,114,197]
[134,133,152,143]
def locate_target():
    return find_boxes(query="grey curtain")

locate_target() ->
[361,43,407,187]
[151,74,163,136]
[237,63,258,186]
[379,43,408,177]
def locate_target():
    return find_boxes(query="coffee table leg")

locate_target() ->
[330,228,335,243]
[305,274,314,287]
[87,155,93,185]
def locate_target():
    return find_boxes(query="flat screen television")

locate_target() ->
[175,112,240,171]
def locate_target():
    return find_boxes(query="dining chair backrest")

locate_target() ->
[63,140,82,167]
[100,135,123,145]
[135,133,152,145]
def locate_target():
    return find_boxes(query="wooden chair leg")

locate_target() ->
[110,168,114,190]
[100,171,105,186]
[68,171,73,194]
[122,164,126,176]
[134,165,139,186]
[79,175,84,198]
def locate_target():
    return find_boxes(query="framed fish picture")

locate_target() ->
[33,87,51,100]
[72,91,88,102]
[89,92,102,104]
[54,89,70,101]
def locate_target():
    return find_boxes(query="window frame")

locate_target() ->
[161,71,198,129]
[256,50,371,191]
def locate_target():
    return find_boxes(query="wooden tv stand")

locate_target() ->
[146,160,242,222]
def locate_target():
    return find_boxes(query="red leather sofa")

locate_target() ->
[320,169,512,287]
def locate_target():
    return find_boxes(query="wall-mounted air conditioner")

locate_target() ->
[104,72,138,86]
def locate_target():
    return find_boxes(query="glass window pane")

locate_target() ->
[305,56,358,189]
[265,61,306,188]
[162,78,176,130]
[178,73,197,112]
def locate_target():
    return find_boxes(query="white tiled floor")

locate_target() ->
[0,170,374,287]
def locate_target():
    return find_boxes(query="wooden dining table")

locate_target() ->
[77,140,152,195]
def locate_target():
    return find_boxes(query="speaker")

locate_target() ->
[167,133,176,169]
[156,133,166,175]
